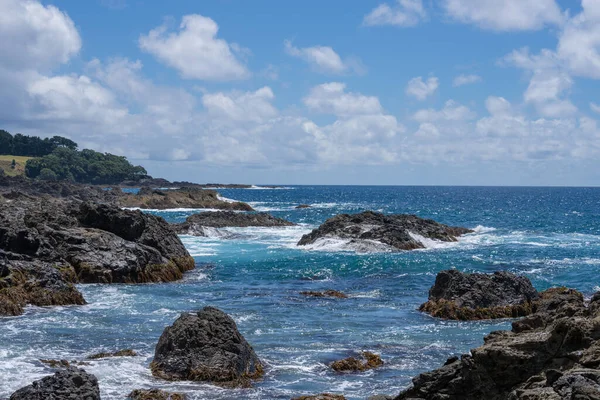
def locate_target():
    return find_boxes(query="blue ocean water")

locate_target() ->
[1,186,599,399]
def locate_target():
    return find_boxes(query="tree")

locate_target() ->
[0,130,12,154]
[10,159,15,169]
[38,168,58,181]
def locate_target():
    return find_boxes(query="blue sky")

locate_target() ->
[1,0,600,185]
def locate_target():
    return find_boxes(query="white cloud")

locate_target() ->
[591,102,600,114]
[303,82,383,117]
[284,40,363,75]
[0,0,81,71]
[453,74,482,87]
[406,76,439,100]
[139,14,249,81]
[363,0,426,27]
[202,87,277,123]
[413,100,476,122]
[442,0,564,31]
[414,122,440,140]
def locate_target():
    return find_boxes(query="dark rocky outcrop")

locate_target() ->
[296,204,311,209]
[118,187,254,211]
[393,287,600,400]
[0,252,86,316]
[0,196,195,288]
[128,389,187,400]
[173,211,294,236]
[87,349,137,359]
[297,211,473,251]
[151,306,264,388]
[419,270,539,320]
[10,367,100,400]
[291,395,346,400]
[300,290,348,299]
[331,352,384,372]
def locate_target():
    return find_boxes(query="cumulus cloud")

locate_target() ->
[405,76,439,100]
[591,102,600,114]
[363,0,426,27]
[139,14,250,81]
[413,100,476,122]
[284,40,363,75]
[0,0,81,71]
[202,87,277,123]
[303,82,383,117]
[442,0,564,31]
[453,74,482,87]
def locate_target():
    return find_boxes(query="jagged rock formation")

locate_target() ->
[291,395,346,400]
[118,187,254,211]
[297,211,472,251]
[151,306,264,388]
[87,349,137,359]
[10,367,100,400]
[173,211,294,236]
[300,290,348,299]
[128,389,187,400]
[394,287,600,400]
[331,352,384,372]
[419,270,539,320]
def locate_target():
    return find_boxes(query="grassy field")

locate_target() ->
[0,155,33,177]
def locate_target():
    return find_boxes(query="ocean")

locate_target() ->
[1,186,599,399]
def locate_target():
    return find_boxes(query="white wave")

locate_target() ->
[248,185,294,190]
[297,237,395,254]
[350,289,382,298]
[124,207,226,213]
[216,195,239,203]
[472,225,497,233]
[408,232,459,250]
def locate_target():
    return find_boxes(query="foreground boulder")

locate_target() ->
[393,287,600,400]
[0,252,86,316]
[10,367,100,400]
[118,187,253,211]
[297,211,472,251]
[151,306,264,388]
[419,270,539,320]
[173,211,294,236]
[0,197,195,286]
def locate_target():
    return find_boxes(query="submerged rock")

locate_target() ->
[128,389,187,400]
[118,187,254,211]
[87,349,137,359]
[173,211,295,236]
[151,306,264,388]
[0,252,86,316]
[296,204,311,209]
[419,269,539,320]
[291,394,346,400]
[393,287,600,400]
[300,290,348,299]
[10,367,100,400]
[297,211,472,251]
[0,197,195,287]
[331,351,384,372]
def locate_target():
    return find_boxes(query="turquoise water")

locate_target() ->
[1,186,599,399]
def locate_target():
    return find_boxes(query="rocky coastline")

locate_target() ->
[172,210,295,236]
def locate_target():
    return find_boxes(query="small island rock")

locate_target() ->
[10,367,100,400]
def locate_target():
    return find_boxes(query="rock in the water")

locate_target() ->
[291,394,346,400]
[419,269,539,320]
[128,389,187,400]
[118,187,254,211]
[0,252,86,316]
[173,211,294,236]
[300,290,348,299]
[151,306,264,387]
[0,197,195,286]
[297,211,472,251]
[296,204,311,209]
[393,287,600,400]
[331,352,384,372]
[87,349,137,359]
[10,367,100,400]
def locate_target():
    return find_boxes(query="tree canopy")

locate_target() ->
[0,130,77,157]
[25,147,148,184]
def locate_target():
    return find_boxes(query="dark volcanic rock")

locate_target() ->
[296,204,311,209]
[291,395,346,400]
[173,211,294,236]
[393,287,600,400]
[297,211,473,251]
[419,269,539,320]
[331,352,384,372]
[128,389,187,400]
[87,349,137,359]
[118,187,254,211]
[300,290,348,299]
[0,251,86,316]
[0,197,195,286]
[151,306,264,387]
[10,367,100,400]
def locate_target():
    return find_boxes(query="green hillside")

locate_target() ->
[0,155,33,177]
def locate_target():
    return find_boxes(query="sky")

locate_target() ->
[1,0,600,185]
